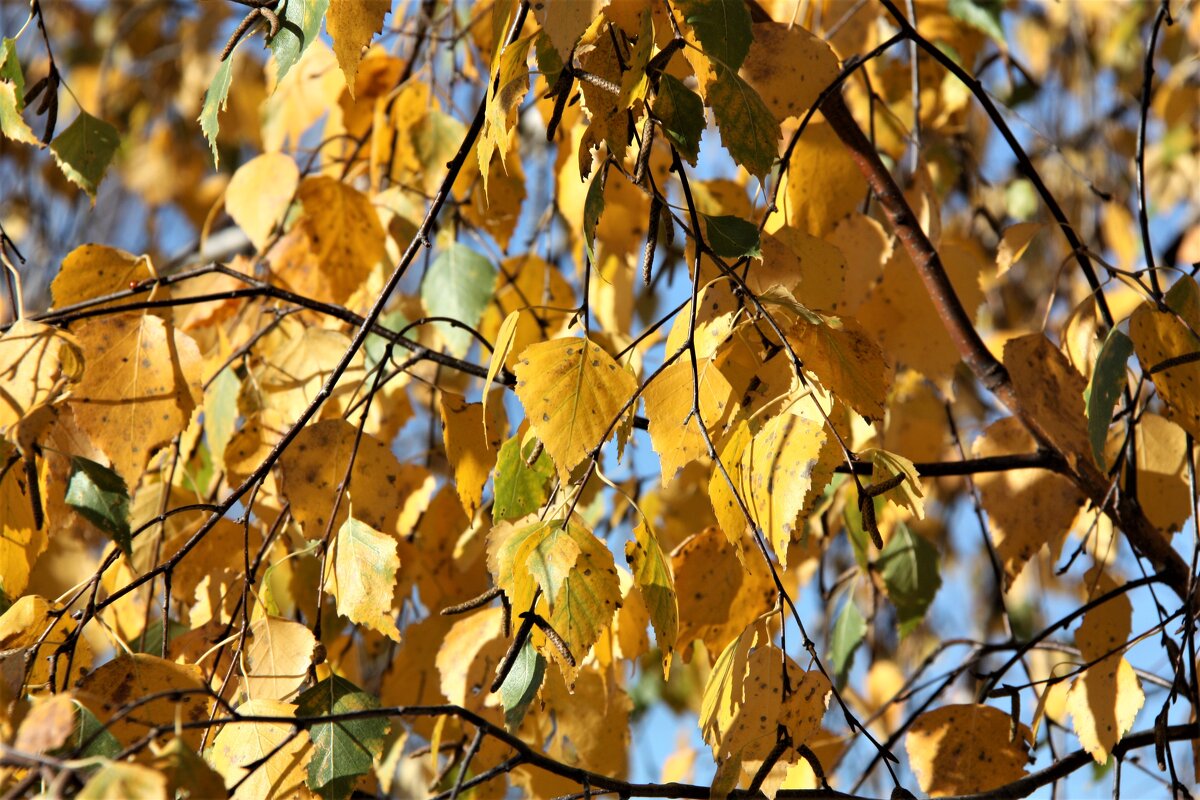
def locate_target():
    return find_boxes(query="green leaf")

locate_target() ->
[493,435,554,522]
[708,68,779,179]
[54,701,121,762]
[199,54,234,166]
[499,638,545,730]
[420,243,497,357]
[268,0,331,84]
[676,0,753,71]
[878,522,941,636]
[1,38,24,101]
[65,457,131,556]
[295,675,387,798]
[653,74,704,165]
[948,0,1005,43]
[583,164,607,263]
[703,214,761,259]
[625,520,679,672]
[829,597,866,687]
[48,111,120,201]
[1085,328,1132,470]
[534,30,564,87]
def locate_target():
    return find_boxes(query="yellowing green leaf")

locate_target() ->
[326,516,402,642]
[0,81,37,145]
[906,704,1032,796]
[199,53,234,165]
[792,316,893,421]
[225,152,299,250]
[866,449,925,519]
[77,762,167,800]
[70,314,202,486]
[708,68,779,180]
[209,698,312,800]
[625,520,678,675]
[327,0,390,93]
[514,337,638,481]
[493,433,555,522]
[642,357,732,485]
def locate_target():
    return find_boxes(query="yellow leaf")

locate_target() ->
[752,227,848,313]
[296,175,389,304]
[625,519,678,674]
[70,313,202,486]
[642,357,732,485]
[792,316,893,422]
[995,221,1043,276]
[435,605,506,711]
[541,663,632,775]
[327,0,390,93]
[666,280,743,360]
[1130,284,1200,439]
[440,392,505,517]
[0,594,92,691]
[1003,333,1093,470]
[577,13,628,165]
[535,0,608,60]
[77,762,168,800]
[262,40,343,152]
[857,241,986,390]
[767,120,865,237]
[279,418,434,538]
[866,448,925,519]
[906,704,1032,796]
[973,418,1085,588]
[244,616,318,701]
[479,253,575,370]
[51,244,156,310]
[672,526,775,660]
[1125,413,1191,532]
[513,337,638,481]
[209,698,312,800]
[0,441,45,599]
[719,414,836,567]
[741,22,838,122]
[702,634,831,767]
[76,654,212,750]
[1066,567,1144,763]
[326,516,402,642]
[823,213,892,317]
[14,693,75,755]
[224,152,299,250]
[484,310,521,432]
[0,320,81,436]
[147,738,228,800]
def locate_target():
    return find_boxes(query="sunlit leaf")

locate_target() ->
[296,675,387,797]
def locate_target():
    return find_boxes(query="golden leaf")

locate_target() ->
[741,22,838,122]
[77,762,168,800]
[672,527,775,659]
[906,704,1032,796]
[513,337,637,481]
[70,313,202,486]
[1130,280,1200,439]
[0,594,92,691]
[435,605,506,712]
[0,320,81,437]
[0,441,44,599]
[279,418,434,539]
[295,175,389,304]
[973,417,1085,588]
[767,120,865,237]
[1003,333,1093,470]
[1066,568,1144,763]
[995,221,1043,277]
[792,316,893,422]
[76,654,212,749]
[51,244,156,311]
